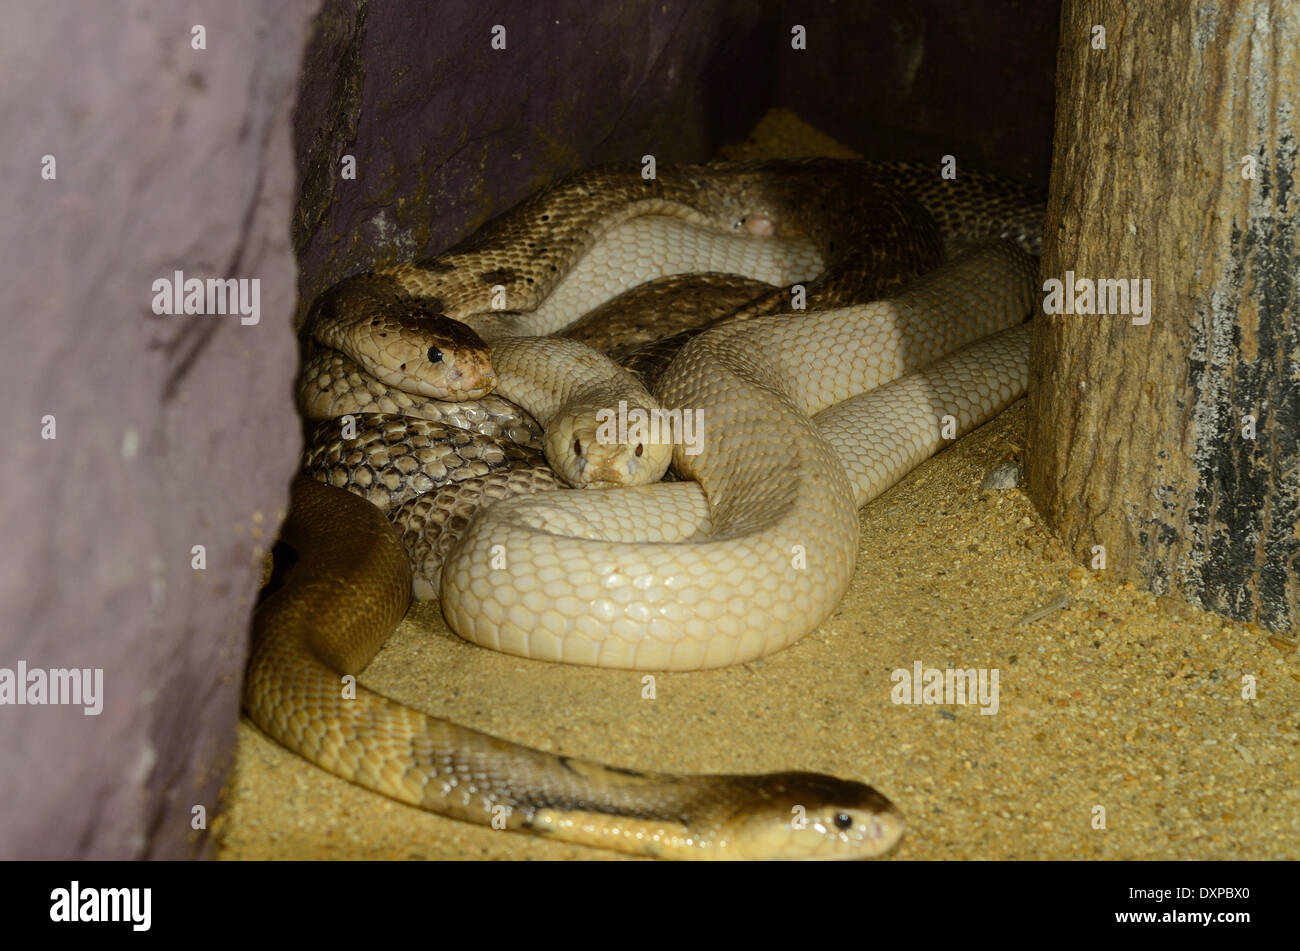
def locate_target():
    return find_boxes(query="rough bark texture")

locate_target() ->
[0,0,315,858]
[1028,2,1299,632]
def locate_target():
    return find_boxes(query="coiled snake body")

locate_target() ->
[249,158,1043,859]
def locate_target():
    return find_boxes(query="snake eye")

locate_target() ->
[834,813,853,830]
[427,347,443,363]
[634,443,644,457]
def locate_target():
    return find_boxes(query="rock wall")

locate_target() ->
[294,0,1060,312]
[0,0,316,859]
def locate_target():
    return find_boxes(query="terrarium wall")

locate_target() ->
[0,0,1058,860]
[293,0,1060,316]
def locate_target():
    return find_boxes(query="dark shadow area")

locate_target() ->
[291,0,1060,311]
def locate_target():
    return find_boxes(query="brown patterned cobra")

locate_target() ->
[247,158,1043,859]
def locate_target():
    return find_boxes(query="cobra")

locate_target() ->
[247,158,1043,858]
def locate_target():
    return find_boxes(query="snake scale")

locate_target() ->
[248,158,1044,859]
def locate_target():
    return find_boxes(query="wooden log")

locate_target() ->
[1028,2,1299,634]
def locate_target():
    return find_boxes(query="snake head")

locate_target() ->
[716,772,905,860]
[309,278,498,401]
[544,405,673,488]
[360,309,497,401]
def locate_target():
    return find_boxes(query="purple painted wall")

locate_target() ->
[0,1,315,858]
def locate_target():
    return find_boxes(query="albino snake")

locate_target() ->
[247,158,1043,859]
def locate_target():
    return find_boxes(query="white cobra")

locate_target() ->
[430,205,1037,669]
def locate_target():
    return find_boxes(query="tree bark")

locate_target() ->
[1028,1,1299,634]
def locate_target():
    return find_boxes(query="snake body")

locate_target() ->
[249,474,904,859]
[248,158,1043,858]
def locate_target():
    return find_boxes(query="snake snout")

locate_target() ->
[446,360,496,400]
[726,772,906,860]
[545,418,672,488]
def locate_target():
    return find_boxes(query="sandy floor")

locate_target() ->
[215,111,1300,861]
